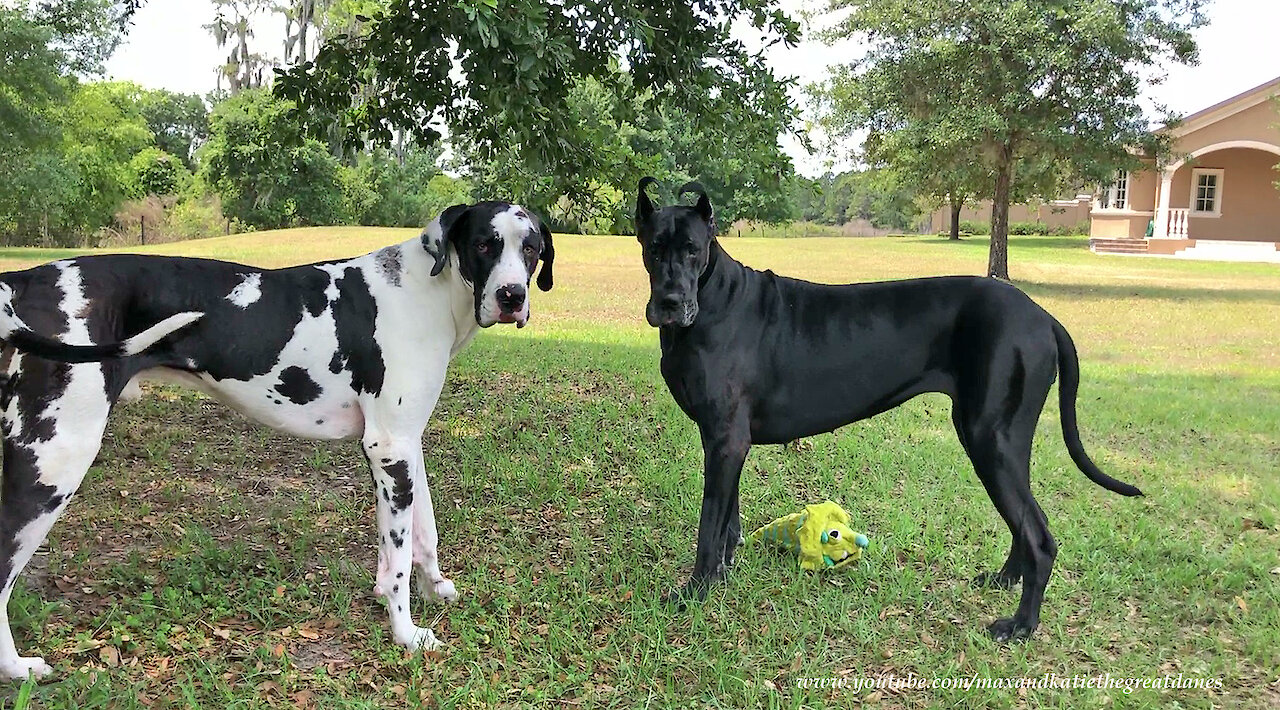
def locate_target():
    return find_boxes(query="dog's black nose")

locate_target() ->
[659,295,682,312]
[496,284,526,312]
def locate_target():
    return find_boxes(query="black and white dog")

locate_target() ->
[0,201,554,679]
[635,179,1142,641]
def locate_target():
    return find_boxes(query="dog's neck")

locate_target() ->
[397,237,481,355]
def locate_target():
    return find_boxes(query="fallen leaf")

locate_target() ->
[71,638,106,654]
[213,628,232,640]
[99,646,120,667]
[1235,596,1248,613]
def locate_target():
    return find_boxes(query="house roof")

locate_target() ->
[1165,75,1280,137]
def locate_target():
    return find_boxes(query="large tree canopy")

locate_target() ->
[817,0,1204,278]
[274,0,802,186]
[458,71,796,234]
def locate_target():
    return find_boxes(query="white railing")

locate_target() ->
[1167,208,1189,238]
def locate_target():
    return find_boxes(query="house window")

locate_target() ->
[1098,171,1129,210]
[1190,168,1224,217]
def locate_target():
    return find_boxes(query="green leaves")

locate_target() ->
[198,89,347,229]
[275,0,801,182]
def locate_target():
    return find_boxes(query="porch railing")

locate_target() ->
[1166,208,1189,238]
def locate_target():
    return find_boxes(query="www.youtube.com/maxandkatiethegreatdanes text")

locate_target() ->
[792,672,1225,694]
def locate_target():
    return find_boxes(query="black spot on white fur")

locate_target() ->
[331,268,384,396]
[383,461,412,513]
[274,366,322,405]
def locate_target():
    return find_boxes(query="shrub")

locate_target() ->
[1008,221,1045,235]
[167,195,247,239]
[198,89,346,229]
[99,194,246,246]
[126,148,191,198]
[959,220,990,235]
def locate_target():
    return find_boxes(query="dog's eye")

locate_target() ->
[477,241,495,255]
[828,529,839,540]
[522,244,537,257]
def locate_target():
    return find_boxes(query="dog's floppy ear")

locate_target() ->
[536,216,555,292]
[636,176,659,233]
[678,181,714,230]
[423,203,469,276]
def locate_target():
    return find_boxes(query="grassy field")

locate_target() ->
[0,229,1277,708]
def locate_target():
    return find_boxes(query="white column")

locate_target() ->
[1153,167,1175,239]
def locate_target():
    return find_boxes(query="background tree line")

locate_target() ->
[3,0,1209,282]
[1,0,898,247]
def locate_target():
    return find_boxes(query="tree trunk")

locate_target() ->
[987,143,1014,280]
[948,195,962,241]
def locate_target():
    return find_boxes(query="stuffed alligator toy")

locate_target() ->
[749,501,870,571]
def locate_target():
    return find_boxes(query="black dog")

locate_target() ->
[635,178,1142,641]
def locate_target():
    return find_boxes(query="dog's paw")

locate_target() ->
[987,617,1036,643]
[418,577,457,603]
[662,579,710,610]
[0,655,53,681]
[395,625,441,652]
[972,571,1020,590]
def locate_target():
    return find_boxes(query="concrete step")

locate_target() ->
[1090,238,1149,254]
[1175,240,1280,263]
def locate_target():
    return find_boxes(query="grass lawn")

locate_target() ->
[0,230,1277,708]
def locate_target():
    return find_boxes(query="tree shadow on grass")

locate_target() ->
[1018,278,1280,305]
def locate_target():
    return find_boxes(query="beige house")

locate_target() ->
[1090,76,1280,260]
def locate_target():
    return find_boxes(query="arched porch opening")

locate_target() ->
[1154,140,1280,241]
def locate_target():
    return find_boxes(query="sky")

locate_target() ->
[105,0,1280,177]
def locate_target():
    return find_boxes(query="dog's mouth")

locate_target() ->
[645,298,697,328]
[495,311,528,328]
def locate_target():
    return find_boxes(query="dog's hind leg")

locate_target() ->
[409,451,455,603]
[722,494,743,569]
[956,358,1058,642]
[0,356,111,679]
[955,405,1028,590]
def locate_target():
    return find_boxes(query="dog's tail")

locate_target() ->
[0,284,202,364]
[1051,319,1143,497]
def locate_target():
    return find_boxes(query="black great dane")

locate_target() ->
[635,178,1142,641]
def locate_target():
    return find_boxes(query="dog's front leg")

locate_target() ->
[672,415,750,604]
[364,432,439,651]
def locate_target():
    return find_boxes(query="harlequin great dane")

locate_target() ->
[0,201,554,679]
[635,179,1142,642]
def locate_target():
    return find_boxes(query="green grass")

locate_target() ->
[2,230,1277,708]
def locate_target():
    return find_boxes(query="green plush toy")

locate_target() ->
[749,501,870,571]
